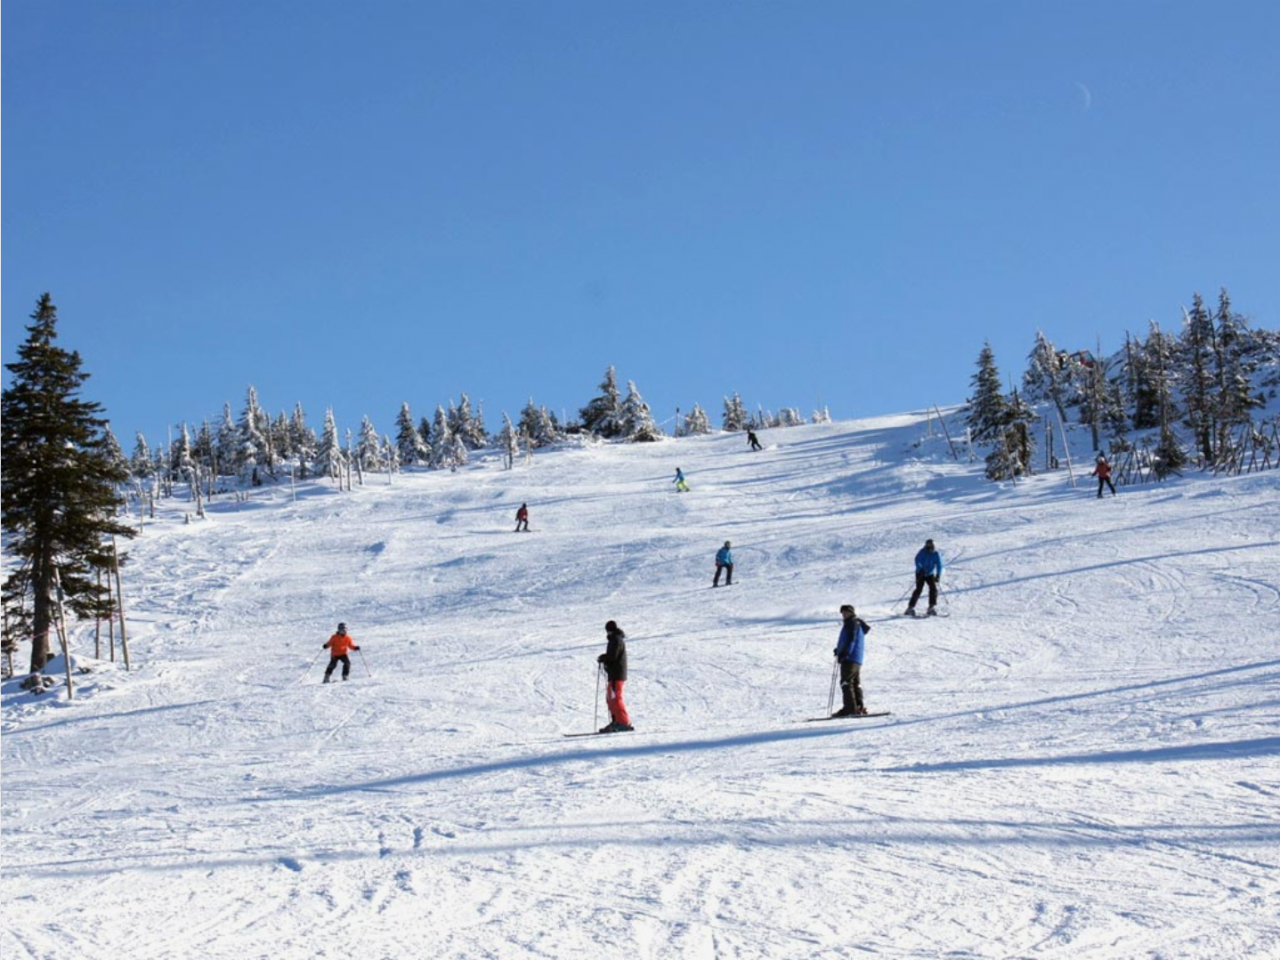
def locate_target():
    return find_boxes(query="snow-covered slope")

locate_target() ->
[4,411,1278,959]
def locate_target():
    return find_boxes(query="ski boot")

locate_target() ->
[926,606,937,617]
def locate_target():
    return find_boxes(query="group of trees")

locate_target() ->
[968,288,1279,480]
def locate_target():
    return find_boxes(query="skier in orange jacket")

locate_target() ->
[323,622,361,682]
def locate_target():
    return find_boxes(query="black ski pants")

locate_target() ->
[1096,476,1116,497]
[909,571,938,609]
[713,562,733,586]
[324,655,351,680]
[840,663,864,712]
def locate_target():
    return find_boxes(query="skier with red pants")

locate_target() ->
[596,620,633,733]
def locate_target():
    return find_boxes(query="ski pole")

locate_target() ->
[298,648,325,684]
[594,662,604,731]
[827,660,839,716]
[357,648,373,679]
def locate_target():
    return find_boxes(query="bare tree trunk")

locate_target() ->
[53,567,75,700]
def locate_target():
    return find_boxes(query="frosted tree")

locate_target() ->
[271,412,294,466]
[290,404,317,479]
[194,421,216,475]
[417,416,432,451]
[619,381,664,442]
[382,435,399,476]
[778,408,803,427]
[356,416,383,471]
[580,365,624,438]
[678,403,712,437]
[315,408,346,481]
[1023,331,1071,423]
[449,393,488,449]
[722,393,748,432]
[1213,287,1260,448]
[171,423,196,485]
[966,343,1007,444]
[450,433,469,470]
[429,405,454,469]
[216,403,238,477]
[130,432,155,482]
[498,413,519,469]
[238,386,270,482]
[519,399,560,447]
[396,402,428,466]
[1179,293,1217,461]
[811,407,832,424]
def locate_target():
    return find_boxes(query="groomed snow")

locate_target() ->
[3,411,1278,959]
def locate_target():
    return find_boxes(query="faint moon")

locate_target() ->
[1074,81,1093,112]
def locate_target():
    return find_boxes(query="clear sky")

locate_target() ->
[4,1,1278,445]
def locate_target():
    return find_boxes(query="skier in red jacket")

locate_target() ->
[1091,455,1117,498]
[323,622,361,682]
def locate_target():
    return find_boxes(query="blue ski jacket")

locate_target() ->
[914,548,943,578]
[834,618,869,665]
[716,546,733,566]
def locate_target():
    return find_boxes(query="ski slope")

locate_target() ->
[3,411,1279,959]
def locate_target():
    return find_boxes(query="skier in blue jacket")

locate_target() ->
[906,538,943,617]
[832,604,871,716]
[713,541,734,587]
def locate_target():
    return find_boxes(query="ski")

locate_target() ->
[803,712,891,722]
[563,729,637,738]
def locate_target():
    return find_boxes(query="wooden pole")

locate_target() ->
[112,537,132,672]
[1055,409,1077,488]
[95,568,103,659]
[932,406,959,460]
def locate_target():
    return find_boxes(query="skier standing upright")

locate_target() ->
[673,467,690,493]
[713,541,734,587]
[906,539,943,617]
[596,620,633,733]
[747,429,762,451]
[1091,455,1117,498]
[515,502,530,532]
[832,604,871,716]
[323,622,361,683]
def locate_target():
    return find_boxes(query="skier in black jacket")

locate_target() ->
[596,620,633,733]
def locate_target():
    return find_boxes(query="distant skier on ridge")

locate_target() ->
[905,539,943,617]
[323,622,361,683]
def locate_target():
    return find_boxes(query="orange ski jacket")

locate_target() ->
[325,633,358,657]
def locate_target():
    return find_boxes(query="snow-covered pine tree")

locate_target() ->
[449,393,487,449]
[194,421,216,477]
[395,402,428,466]
[580,366,624,438]
[382,435,399,477]
[1213,287,1260,451]
[417,416,432,451]
[238,386,270,484]
[967,343,1007,444]
[290,404,317,480]
[171,423,196,489]
[722,393,748,432]
[271,412,294,466]
[130,432,155,484]
[1023,331,1071,423]
[811,406,832,424]
[1123,331,1162,431]
[356,416,383,471]
[450,433,469,470]
[679,403,712,436]
[498,413,519,469]
[519,399,555,448]
[1179,293,1218,462]
[619,381,664,442]
[216,403,238,478]
[315,408,346,481]
[779,408,803,427]
[430,405,454,469]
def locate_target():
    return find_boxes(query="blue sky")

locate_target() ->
[4,1,1278,445]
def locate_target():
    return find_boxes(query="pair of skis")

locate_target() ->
[563,711,891,737]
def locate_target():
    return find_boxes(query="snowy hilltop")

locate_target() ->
[3,409,1278,959]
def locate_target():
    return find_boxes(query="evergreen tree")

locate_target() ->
[271,412,294,465]
[1179,293,1217,462]
[498,413,520,469]
[1,294,135,672]
[171,423,196,487]
[194,421,217,475]
[356,415,383,470]
[215,403,238,478]
[290,404,317,479]
[1023,331,1071,423]
[449,393,488,449]
[779,408,803,427]
[678,403,712,437]
[103,426,130,485]
[518,399,560,448]
[811,406,832,424]
[580,366,624,438]
[1213,287,1258,451]
[430,405,454,468]
[1124,331,1162,431]
[315,408,346,480]
[130,432,155,483]
[238,385,270,482]
[722,392,748,432]
[966,342,1007,444]
[417,416,432,451]
[395,403,425,465]
[619,381,664,442]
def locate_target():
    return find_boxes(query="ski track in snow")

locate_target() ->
[4,413,1280,959]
